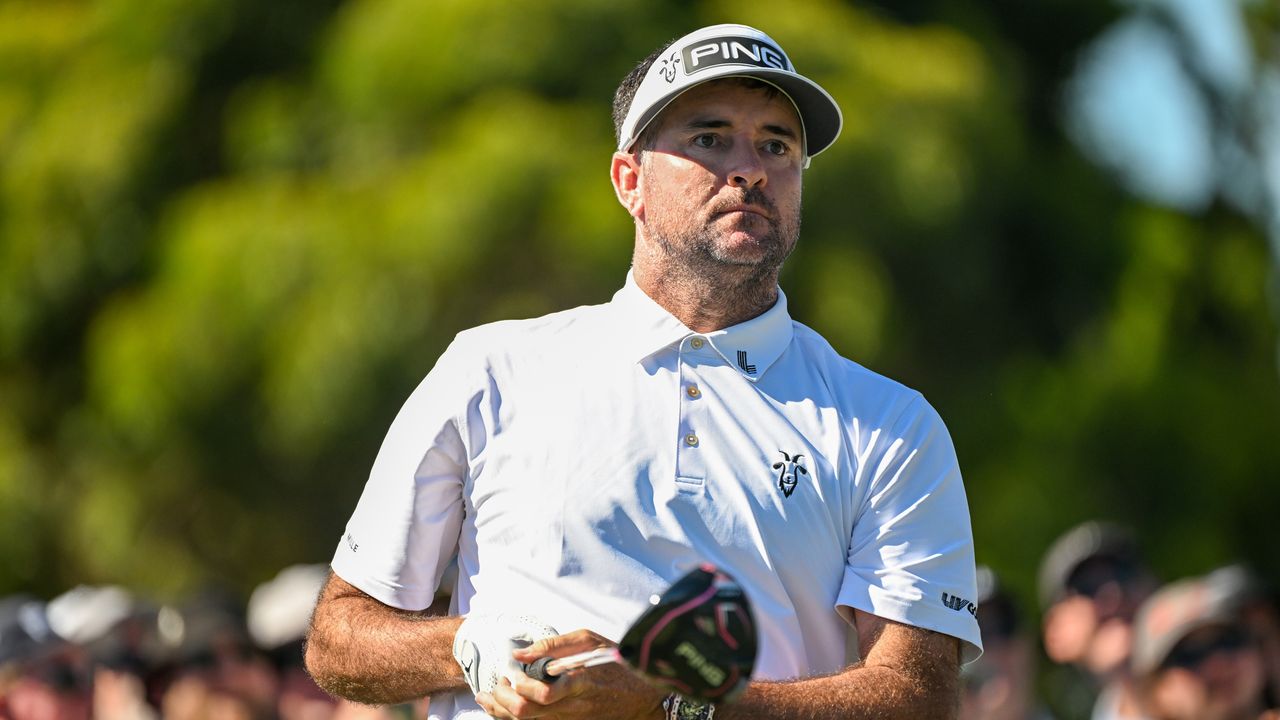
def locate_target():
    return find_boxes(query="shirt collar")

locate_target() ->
[609,272,692,363]
[609,272,794,381]
[704,289,793,381]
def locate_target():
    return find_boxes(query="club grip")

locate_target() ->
[523,656,558,682]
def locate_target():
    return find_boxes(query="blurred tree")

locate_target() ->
[0,1,1276,671]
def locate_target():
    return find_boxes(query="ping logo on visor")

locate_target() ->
[617,23,844,160]
[680,36,789,76]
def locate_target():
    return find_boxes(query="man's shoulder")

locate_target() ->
[787,320,923,403]
[787,321,956,447]
[449,301,611,357]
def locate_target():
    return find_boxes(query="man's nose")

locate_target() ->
[727,142,767,188]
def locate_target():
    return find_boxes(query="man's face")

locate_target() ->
[1148,625,1266,720]
[631,79,804,276]
[1041,555,1155,675]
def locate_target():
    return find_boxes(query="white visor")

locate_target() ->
[618,24,843,163]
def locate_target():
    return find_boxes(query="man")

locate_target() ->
[305,23,981,720]
[1038,521,1158,720]
[1130,574,1277,720]
[160,592,279,720]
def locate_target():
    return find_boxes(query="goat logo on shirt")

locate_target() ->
[772,451,808,498]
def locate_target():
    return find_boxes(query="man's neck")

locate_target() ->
[631,250,781,333]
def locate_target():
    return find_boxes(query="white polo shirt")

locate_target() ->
[332,275,982,719]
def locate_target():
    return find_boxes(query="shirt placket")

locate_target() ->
[674,335,713,492]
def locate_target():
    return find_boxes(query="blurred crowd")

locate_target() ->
[2,520,1278,720]
[0,565,427,720]
[962,521,1280,720]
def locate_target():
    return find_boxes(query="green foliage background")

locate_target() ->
[2,0,1278,636]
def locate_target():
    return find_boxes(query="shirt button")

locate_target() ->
[686,385,701,399]
[684,433,699,446]
[690,337,705,349]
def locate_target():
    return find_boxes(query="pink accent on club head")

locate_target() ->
[715,603,740,651]
[636,581,719,673]
[703,666,741,700]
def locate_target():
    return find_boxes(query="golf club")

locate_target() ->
[522,563,757,703]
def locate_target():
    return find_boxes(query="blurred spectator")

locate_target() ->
[44,586,134,652]
[0,594,91,720]
[960,565,1055,720]
[160,588,278,720]
[2,595,56,684]
[1038,520,1158,719]
[1129,572,1276,720]
[248,564,335,720]
[1204,565,1280,710]
[45,585,159,720]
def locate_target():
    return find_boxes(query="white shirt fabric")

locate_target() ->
[332,274,982,719]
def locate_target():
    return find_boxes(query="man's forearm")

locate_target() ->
[716,662,958,720]
[716,617,961,720]
[305,574,466,705]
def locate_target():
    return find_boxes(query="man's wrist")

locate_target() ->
[662,693,715,720]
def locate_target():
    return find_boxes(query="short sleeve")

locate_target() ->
[330,334,486,611]
[835,395,983,662]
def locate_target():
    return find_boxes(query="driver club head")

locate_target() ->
[617,564,757,703]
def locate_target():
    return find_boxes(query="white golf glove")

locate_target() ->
[452,612,559,695]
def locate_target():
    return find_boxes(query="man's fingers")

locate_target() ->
[513,628,610,662]
[485,677,558,718]
[474,691,504,718]
[509,672,570,704]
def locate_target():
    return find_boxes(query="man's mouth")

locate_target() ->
[715,205,770,220]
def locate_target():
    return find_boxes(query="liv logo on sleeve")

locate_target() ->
[942,592,977,616]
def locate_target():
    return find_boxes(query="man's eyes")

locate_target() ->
[689,135,792,155]
[763,140,790,155]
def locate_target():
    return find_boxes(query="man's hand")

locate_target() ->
[475,629,666,720]
[452,612,559,694]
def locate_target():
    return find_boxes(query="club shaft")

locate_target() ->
[543,647,621,676]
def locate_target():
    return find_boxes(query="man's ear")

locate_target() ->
[610,151,643,220]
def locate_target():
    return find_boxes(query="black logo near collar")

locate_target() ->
[772,451,808,498]
[737,350,757,374]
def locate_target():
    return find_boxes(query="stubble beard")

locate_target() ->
[648,189,801,310]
